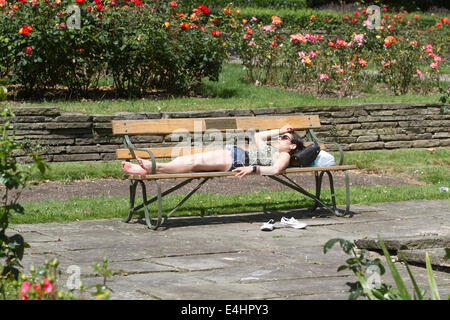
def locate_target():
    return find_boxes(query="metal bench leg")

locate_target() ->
[344,170,352,217]
[124,180,138,223]
[124,178,209,230]
[311,172,324,212]
[139,180,164,230]
[270,174,346,217]
[323,171,341,216]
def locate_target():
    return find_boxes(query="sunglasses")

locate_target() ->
[279,135,292,141]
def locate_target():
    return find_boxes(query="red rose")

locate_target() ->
[135,0,141,5]
[170,1,176,8]
[197,5,209,14]
[19,25,32,35]
[211,30,221,37]
[96,4,102,10]
[354,11,359,17]
[24,46,32,55]
[180,22,189,30]
[75,0,84,4]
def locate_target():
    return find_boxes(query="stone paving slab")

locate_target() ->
[11,199,450,300]
[399,248,450,268]
[355,236,450,251]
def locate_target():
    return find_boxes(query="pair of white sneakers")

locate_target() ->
[260,217,307,231]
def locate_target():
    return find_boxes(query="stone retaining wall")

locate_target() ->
[9,102,450,162]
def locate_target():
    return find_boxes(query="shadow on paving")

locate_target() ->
[130,206,360,231]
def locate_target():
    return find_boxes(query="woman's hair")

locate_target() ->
[288,131,305,167]
[289,131,305,154]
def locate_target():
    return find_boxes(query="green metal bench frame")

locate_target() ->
[119,128,355,230]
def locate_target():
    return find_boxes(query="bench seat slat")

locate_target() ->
[122,165,357,180]
[111,115,321,135]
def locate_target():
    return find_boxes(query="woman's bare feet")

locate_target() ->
[121,161,148,175]
[136,156,153,173]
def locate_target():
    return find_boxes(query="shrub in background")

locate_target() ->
[230,6,448,96]
[306,0,450,11]
[178,0,307,11]
[0,0,235,96]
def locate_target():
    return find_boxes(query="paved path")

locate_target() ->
[12,199,450,300]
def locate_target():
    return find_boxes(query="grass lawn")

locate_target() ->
[11,148,449,225]
[8,63,444,114]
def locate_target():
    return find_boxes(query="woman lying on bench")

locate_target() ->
[121,124,304,179]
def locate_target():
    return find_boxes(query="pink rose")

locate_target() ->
[43,278,53,294]
[20,281,30,295]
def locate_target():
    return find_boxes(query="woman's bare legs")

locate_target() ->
[121,149,232,174]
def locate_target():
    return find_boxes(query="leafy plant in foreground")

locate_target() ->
[16,256,112,300]
[323,235,449,300]
[0,108,48,298]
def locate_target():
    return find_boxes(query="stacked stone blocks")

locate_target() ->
[8,102,449,162]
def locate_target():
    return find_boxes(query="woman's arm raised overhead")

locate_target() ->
[254,124,294,147]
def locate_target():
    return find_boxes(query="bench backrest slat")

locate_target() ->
[111,115,320,135]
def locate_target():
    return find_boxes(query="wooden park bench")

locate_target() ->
[111,115,357,229]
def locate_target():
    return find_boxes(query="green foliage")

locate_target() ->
[323,238,388,300]
[0,86,6,102]
[178,0,307,11]
[0,108,47,285]
[231,6,449,97]
[324,236,450,300]
[90,256,113,299]
[239,7,343,31]
[0,108,49,298]
[306,0,450,11]
[12,256,112,300]
[439,84,450,107]
[0,114,112,299]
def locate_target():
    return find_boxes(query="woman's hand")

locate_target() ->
[232,166,254,179]
[280,124,294,135]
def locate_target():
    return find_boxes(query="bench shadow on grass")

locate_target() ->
[130,200,355,230]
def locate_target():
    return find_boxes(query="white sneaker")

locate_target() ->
[260,219,276,231]
[280,217,307,229]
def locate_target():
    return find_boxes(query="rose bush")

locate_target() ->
[230,4,449,96]
[15,257,112,300]
[0,0,235,96]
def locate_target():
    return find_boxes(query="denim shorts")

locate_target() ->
[223,145,249,171]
